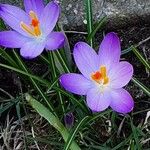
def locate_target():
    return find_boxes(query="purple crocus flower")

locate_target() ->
[0,0,65,59]
[60,32,134,114]
[64,112,74,128]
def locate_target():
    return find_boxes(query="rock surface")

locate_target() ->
[1,0,150,29]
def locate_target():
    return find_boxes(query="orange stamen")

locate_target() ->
[20,11,41,36]
[91,66,109,85]
[20,22,35,36]
[29,11,38,20]
[31,19,39,27]
[103,77,109,85]
[91,71,102,81]
[100,66,107,78]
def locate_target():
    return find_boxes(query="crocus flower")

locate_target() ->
[0,0,65,59]
[64,112,74,128]
[60,32,134,114]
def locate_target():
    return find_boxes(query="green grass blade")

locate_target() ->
[12,51,56,115]
[87,17,107,42]
[0,99,18,116]
[84,0,94,47]
[130,117,142,150]
[64,116,89,150]
[26,94,81,150]
[49,52,65,114]
[131,46,150,70]
[131,77,150,96]
[121,47,132,55]
[55,50,70,73]
[0,63,50,86]
[53,86,89,113]
[0,48,18,67]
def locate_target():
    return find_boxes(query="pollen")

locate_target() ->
[20,10,41,36]
[31,19,39,27]
[91,66,109,85]
[91,71,102,82]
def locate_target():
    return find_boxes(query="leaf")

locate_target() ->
[64,116,89,150]
[131,46,150,70]
[26,94,81,150]
[131,77,150,96]
[87,17,107,42]
[84,0,94,47]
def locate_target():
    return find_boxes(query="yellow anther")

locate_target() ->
[103,77,109,85]
[91,65,109,85]
[20,22,35,36]
[29,11,38,20]
[20,11,41,36]
[100,66,107,78]
[34,26,41,36]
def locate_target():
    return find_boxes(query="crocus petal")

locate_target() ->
[60,73,92,95]
[110,88,134,114]
[24,0,44,18]
[45,32,65,50]
[0,31,29,48]
[40,2,60,36]
[73,42,99,79]
[20,40,45,59]
[86,88,111,112]
[98,32,121,70]
[0,4,30,36]
[109,61,133,88]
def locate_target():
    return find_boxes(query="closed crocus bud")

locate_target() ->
[64,112,74,128]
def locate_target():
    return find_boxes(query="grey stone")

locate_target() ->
[0,0,150,29]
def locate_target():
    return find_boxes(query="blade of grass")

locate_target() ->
[0,48,18,67]
[53,87,88,114]
[12,50,56,115]
[87,17,107,42]
[131,77,150,96]
[0,63,51,86]
[84,0,94,47]
[64,116,89,150]
[59,25,73,70]
[121,47,132,55]
[0,62,87,113]
[49,52,65,115]
[26,94,81,150]
[130,117,142,150]
[0,99,18,116]
[55,50,70,73]
[131,46,150,70]
[0,88,14,99]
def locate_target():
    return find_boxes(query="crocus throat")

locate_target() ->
[91,66,109,85]
[20,11,41,36]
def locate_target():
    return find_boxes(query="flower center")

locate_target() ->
[20,11,41,37]
[91,66,109,85]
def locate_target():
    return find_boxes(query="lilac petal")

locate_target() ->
[45,32,65,50]
[40,2,60,36]
[110,88,134,114]
[86,88,111,112]
[73,42,99,79]
[0,4,30,36]
[24,0,44,18]
[109,61,133,89]
[60,73,92,95]
[98,32,121,70]
[0,31,29,48]
[20,40,45,59]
